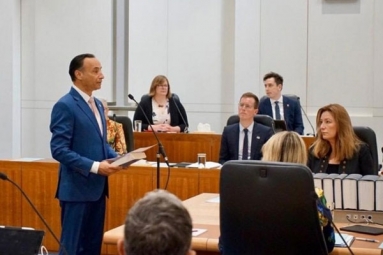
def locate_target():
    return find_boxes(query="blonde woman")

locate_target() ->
[261,131,335,253]
[308,104,373,175]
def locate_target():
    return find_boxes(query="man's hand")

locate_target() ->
[98,160,122,176]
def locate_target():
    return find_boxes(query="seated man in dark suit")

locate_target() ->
[219,92,274,164]
[258,72,304,135]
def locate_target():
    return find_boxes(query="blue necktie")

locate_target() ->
[242,128,249,160]
[275,101,281,120]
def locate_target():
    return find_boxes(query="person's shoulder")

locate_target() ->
[223,123,238,132]
[258,96,269,105]
[254,122,272,132]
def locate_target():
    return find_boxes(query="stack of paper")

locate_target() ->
[335,233,355,247]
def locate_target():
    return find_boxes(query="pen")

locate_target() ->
[355,237,378,243]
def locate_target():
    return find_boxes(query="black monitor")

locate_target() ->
[0,227,44,255]
[274,120,287,133]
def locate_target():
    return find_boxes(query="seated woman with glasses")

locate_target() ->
[261,131,335,253]
[133,75,189,133]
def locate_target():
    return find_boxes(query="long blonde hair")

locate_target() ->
[311,104,361,160]
[262,131,307,164]
[148,75,172,98]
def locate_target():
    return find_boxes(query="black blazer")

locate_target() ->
[133,94,189,132]
[219,122,274,164]
[307,143,374,175]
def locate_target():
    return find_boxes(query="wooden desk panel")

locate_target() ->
[133,132,221,163]
[21,160,61,250]
[0,160,22,227]
[159,167,200,201]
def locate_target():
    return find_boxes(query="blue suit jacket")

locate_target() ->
[258,95,304,135]
[219,122,273,164]
[50,87,117,202]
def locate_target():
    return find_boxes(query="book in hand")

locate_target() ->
[111,145,156,167]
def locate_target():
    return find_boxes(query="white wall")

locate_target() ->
[1,0,383,163]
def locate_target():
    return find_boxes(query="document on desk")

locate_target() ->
[192,228,207,237]
[335,233,355,247]
[206,196,220,203]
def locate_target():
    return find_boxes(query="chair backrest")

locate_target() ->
[220,160,328,255]
[113,116,134,152]
[353,126,379,174]
[226,114,275,133]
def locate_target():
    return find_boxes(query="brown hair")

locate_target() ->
[240,92,259,109]
[148,75,172,98]
[263,72,283,85]
[311,104,362,160]
[262,131,307,164]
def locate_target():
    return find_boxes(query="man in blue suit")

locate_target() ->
[258,72,304,135]
[219,92,274,165]
[50,53,122,255]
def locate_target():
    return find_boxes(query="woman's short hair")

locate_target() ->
[312,103,361,160]
[148,75,172,98]
[262,131,307,164]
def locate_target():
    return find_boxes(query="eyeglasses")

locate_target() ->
[157,84,169,88]
[238,103,255,110]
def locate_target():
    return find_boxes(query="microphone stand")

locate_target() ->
[0,172,68,255]
[297,97,316,137]
[172,95,189,133]
[128,94,169,189]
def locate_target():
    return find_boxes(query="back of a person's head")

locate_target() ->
[262,131,307,164]
[124,189,192,255]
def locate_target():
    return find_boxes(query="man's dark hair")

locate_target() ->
[69,53,95,81]
[263,72,283,85]
[124,190,193,255]
[240,92,259,109]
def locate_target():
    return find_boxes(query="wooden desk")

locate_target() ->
[134,132,316,163]
[104,193,383,255]
[133,132,221,163]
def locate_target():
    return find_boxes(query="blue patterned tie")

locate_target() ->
[275,101,281,120]
[242,128,249,160]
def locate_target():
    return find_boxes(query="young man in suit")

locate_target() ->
[258,72,304,135]
[219,92,274,164]
[117,190,196,255]
[50,53,122,255]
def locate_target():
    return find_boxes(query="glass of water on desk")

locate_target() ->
[197,153,206,169]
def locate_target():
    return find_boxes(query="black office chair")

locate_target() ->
[111,116,134,152]
[220,160,328,255]
[353,126,379,175]
[226,114,275,133]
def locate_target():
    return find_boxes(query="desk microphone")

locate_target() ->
[128,94,169,167]
[0,171,69,255]
[297,97,315,137]
[172,95,189,133]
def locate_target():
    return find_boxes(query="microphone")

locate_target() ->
[172,95,189,133]
[0,171,68,255]
[297,97,315,137]
[128,94,169,166]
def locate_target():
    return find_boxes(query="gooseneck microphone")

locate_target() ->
[172,95,189,133]
[0,171,68,255]
[297,97,316,137]
[128,94,170,167]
